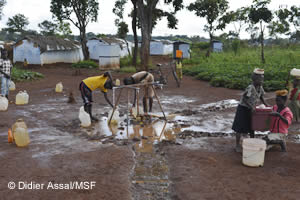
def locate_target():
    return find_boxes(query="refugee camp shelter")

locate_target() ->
[212,40,223,52]
[13,35,83,65]
[173,41,190,59]
[150,40,173,55]
[87,37,132,58]
[87,37,122,69]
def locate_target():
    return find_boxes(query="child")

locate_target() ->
[232,68,269,152]
[288,77,300,121]
[79,71,114,121]
[123,71,155,113]
[266,90,293,152]
[0,49,13,100]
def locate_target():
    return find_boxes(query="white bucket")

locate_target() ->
[242,138,266,167]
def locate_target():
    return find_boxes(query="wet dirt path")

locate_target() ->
[1,65,300,199]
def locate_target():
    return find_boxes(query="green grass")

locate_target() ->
[72,60,98,69]
[11,67,44,82]
[183,46,300,91]
[118,66,136,73]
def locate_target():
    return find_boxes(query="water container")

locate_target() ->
[290,68,300,77]
[108,109,120,125]
[251,106,272,131]
[0,96,8,111]
[12,119,30,147]
[79,106,91,127]
[131,106,144,118]
[242,138,266,167]
[115,79,120,86]
[16,91,29,105]
[8,128,13,143]
[55,82,63,93]
[9,80,16,91]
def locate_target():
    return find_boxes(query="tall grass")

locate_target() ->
[183,46,300,91]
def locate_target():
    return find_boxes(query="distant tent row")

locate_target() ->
[11,35,193,68]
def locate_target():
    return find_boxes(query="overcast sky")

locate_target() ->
[0,0,299,39]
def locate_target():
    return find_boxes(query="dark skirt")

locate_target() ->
[232,104,253,134]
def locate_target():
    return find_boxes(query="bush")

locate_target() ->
[120,55,141,68]
[72,60,98,69]
[119,66,136,73]
[11,67,44,82]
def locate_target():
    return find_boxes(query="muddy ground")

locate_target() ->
[0,58,300,200]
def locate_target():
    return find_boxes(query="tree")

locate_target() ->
[6,14,29,33]
[221,7,249,38]
[248,0,272,64]
[113,0,183,70]
[187,0,229,56]
[117,22,131,56]
[0,0,6,20]
[50,0,99,60]
[268,5,300,40]
[114,0,139,67]
[113,0,131,57]
[38,20,58,36]
[57,21,72,38]
[136,0,184,70]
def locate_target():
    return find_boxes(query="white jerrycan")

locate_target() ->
[79,106,91,127]
[16,91,29,105]
[9,80,16,91]
[108,109,120,125]
[0,96,8,111]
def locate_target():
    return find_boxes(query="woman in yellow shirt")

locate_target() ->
[79,71,114,121]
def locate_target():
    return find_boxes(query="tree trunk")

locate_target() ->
[260,21,265,64]
[125,39,131,57]
[131,0,138,68]
[206,32,213,57]
[80,27,89,60]
[137,0,158,71]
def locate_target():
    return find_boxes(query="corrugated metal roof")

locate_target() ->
[15,35,81,53]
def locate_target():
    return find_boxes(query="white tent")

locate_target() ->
[87,37,132,60]
[13,36,83,65]
[150,40,173,55]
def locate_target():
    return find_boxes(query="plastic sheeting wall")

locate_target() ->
[88,39,132,58]
[150,41,173,55]
[40,49,83,65]
[13,40,41,64]
[14,39,83,65]
[98,45,120,69]
[179,44,190,59]
[213,42,223,52]
[119,41,133,57]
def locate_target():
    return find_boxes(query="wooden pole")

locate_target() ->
[127,88,129,138]
[151,85,167,120]
[108,88,123,125]
[136,88,140,117]
[159,121,168,140]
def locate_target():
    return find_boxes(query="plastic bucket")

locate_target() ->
[251,107,272,131]
[242,138,266,167]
